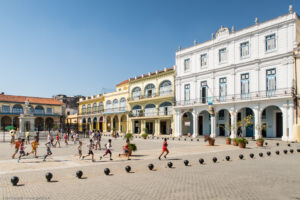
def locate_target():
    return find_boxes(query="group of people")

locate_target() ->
[10,129,170,163]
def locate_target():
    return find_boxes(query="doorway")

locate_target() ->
[198,116,203,135]
[219,124,225,136]
[145,122,154,134]
[160,121,167,134]
[276,112,283,137]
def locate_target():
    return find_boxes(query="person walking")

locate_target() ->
[100,139,113,161]
[158,138,169,160]
[118,139,130,160]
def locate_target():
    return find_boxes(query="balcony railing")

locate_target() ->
[129,110,172,117]
[129,90,173,101]
[0,110,61,116]
[175,88,294,106]
[79,107,127,115]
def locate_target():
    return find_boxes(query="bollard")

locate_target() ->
[276,150,280,155]
[283,149,288,154]
[267,151,271,156]
[265,142,268,146]
[225,156,230,161]
[76,170,83,179]
[148,164,154,171]
[199,158,204,164]
[125,166,131,173]
[184,160,189,166]
[276,142,279,146]
[290,149,294,154]
[297,149,300,153]
[11,176,19,186]
[167,162,173,168]
[239,154,244,160]
[288,143,291,147]
[212,157,217,163]
[45,172,53,182]
[104,168,110,175]
[259,153,263,157]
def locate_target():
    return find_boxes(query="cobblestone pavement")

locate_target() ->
[0,136,300,200]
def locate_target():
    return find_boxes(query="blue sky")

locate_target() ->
[0,0,298,97]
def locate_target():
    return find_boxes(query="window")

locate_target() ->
[144,104,156,116]
[159,80,172,96]
[219,77,227,101]
[120,98,126,111]
[201,81,208,103]
[113,99,119,112]
[132,87,141,100]
[81,105,86,114]
[46,108,52,114]
[219,110,225,120]
[99,102,104,112]
[106,101,112,113]
[184,58,190,71]
[184,84,190,104]
[240,42,249,58]
[266,34,276,51]
[200,54,207,67]
[219,48,227,63]
[12,104,23,114]
[241,73,249,99]
[262,110,266,120]
[145,84,155,97]
[87,104,91,114]
[266,68,276,97]
[92,103,97,113]
[1,105,10,113]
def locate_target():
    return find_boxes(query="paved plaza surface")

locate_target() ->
[0,135,300,200]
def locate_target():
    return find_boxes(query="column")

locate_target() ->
[210,115,216,138]
[141,120,145,134]
[254,106,260,139]
[230,110,236,139]
[157,119,160,136]
[288,102,294,141]
[192,109,198,138]
[174,110,181,137]
[282,104,288,141]
[118,116,122,133]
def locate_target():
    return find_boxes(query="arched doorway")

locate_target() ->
[106,116,111,132]
[1,116,11,131]
[113,116,119,131]
[198,110,211,136]
[182,112,193,136]
[93,117,97,131]
[121,115,127,133]
[25,121,30,131]
[45,117,54,131]
[35,117,44,131]
[216,109,231,136]
[99,117,103,132]
[237,107,254,137]
[82,118,86,133]
[87,118,91,131]
[261,105,282,138]
[13,117,19,130]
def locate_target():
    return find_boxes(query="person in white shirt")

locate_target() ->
[100,139,113,161]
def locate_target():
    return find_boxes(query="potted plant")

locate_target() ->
[236,137,248,148]
[141,133,148,139]
[256,138,264,147]
[237,115,253,137]
[232,138,238,146]
[204,135,215,146]
[255,123,266,147]
[124,133,133,141]
[128,143,137,156]
[225,137,231,145]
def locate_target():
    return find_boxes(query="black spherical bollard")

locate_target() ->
[276,150,280,155]
[283,149,288,154]
[148,164,154,171]
[45,172,53,182]
[76,170,83,179]
[239,154,244,160]
[104,168,110,175]
[265,142,268,146]
[225,156,230,161]
[125,165,131,173]
[267,151,271,156]
[290,149,294,154]
[172,138,174,140]
[199,158,204,164]
[197,139,199,142]
[178,138,180,141]
[212,157,217,163]
[259,153,263,157]
[297,149,300,153]
[184,138,186,141]
[11,176,19,186]
[167,162,173,168]
[191,139,193,141]
[276,142,279,146]
[288,143,291,147]
[184,160,189,166]
[250,153,254,158]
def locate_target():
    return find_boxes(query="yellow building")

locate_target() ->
[65,114,78,131]
[0,94,64,131]
[127,67,175,136]
[78,80,129,134]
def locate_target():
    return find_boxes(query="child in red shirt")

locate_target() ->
[159,138,169,160]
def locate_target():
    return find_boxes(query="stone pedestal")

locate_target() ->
[19,115,35,138]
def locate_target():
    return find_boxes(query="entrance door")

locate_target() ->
[198,116,203,135]
[160,121,167,134]
[262,123,267,137]
[201,87,207,103]
[134,120,139,134]
[99,122,103,133]
[219,124,225,136]
[276,113,283,137]
[146,122,154,134]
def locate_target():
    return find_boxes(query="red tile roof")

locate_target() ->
[0,94,64,105]
[116,79,129,86]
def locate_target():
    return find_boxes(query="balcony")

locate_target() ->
[129,110,172,118]
[175,88,294,106]
[128,90,173,102]
[79,107,127,115]
[0,110,62,116]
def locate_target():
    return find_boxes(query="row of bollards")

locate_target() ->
[10,148,300,186]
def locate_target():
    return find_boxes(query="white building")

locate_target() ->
[174,6,299,141]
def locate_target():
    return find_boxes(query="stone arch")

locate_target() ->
[260,105,282,138]
[93,117,97,130]
[113,99,119,112]
[35,117,44,131]
[1,116,11,130]
[13,116,19,130]
[35,105,44,115]
[216,109,231,136]
[45,117,54,131]
[113,115,119,131]
[144,83,155,97]
[197,110,211,136]
[159,102,172,116]
[132,105,142,117]
[236,107,254,137]
[12,104,23,114]
[120,98,126,111]
[181,112,193,136]
[106,100,112,112]
[82,118,87,133]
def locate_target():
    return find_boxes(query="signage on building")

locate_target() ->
[185,122,190,126]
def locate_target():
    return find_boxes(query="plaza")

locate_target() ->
[0,136,300,199]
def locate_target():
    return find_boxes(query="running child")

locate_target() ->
[17,139,26,162]
[27,137,39,158]
[100,139,113,161]
[78,141,82,159]
[12,137,21,159]
[63,132,68,145]
[54,133,60,148]
[82,139,95,162]
[118,139,130,160]
[74,132,79,144]
[43,142,52,161]
[158,138,169,160]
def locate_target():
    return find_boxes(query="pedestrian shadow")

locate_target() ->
[131,155,147,157]
[80,177,88,179]
[49,180,59,183]
[15,184,25,187]
[167,158,182,161]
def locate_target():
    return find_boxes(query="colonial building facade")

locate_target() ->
[127,67,175,136]
[0,94,64,131]
[174,7,298,141]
